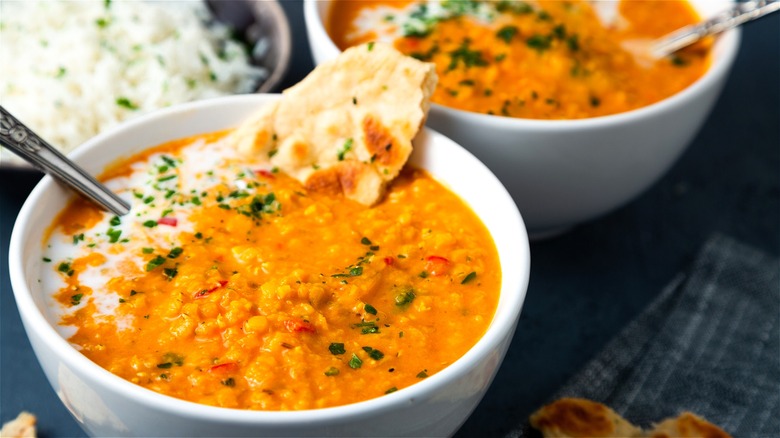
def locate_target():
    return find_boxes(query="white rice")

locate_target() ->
[0,0,267,165]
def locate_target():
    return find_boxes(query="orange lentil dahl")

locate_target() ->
[328,0,711,119]
[44,131,501,410]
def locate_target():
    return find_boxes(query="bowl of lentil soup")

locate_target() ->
[9,94,530,437]
[306,0,740,237]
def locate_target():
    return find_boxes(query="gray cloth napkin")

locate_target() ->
[509,234,780,437]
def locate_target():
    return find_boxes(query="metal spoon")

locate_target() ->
[624,0,779,64]
[0,105,131,216]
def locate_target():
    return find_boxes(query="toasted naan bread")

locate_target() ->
[648,412,730,438]
[530,398,642,438]
[233,42,437,205]
[530,398,731,438]
[0,412,36,438]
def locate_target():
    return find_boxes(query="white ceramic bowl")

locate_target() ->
[9,95,530,437]
[304,0,741,237]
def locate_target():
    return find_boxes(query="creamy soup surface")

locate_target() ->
[41,131,501,410]
[328,0,711,119]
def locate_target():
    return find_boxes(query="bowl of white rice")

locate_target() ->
[0,0,291,168]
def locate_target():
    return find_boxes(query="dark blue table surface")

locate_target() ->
[2,2,778,437]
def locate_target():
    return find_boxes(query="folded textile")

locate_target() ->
[509,234,780,437]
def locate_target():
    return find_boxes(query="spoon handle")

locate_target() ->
[653,0,780,58]
[0,106,131,216]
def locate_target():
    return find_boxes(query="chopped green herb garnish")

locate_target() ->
[418,271,428,279]
[448,40,488,71]
[95,17,109,28]
[42,257,51,263]
[590,96,601,107]
[364,304,377,315]
[337,138,354,161]
[361,237,372,245]
[496,25,518,44]
[71,293,84,305]
[367,41,375,51]
[143,220,158,228]
[157,362,172,369]
[385,387,398,394]
[145,255,165,271]
[167,247,183,259]
[526,34,552,52]
[671,55,689,66]
[161,156,177,168]
[362,346,384,360]
[73,233,84,244]
[395,289,416,307]
[116,97,138,110]
[163,267,178,280]
[142,248,154,255]
[107,228,122,243]
[349,266,363,277]
[157,174,177,182]
[194,232,203,239]
[461,271,477,284]
[222,377,236,387]
[329,343,346,355]
[324,367,340,376]
[416,370,429,378]
[348,353,363,369]
[566,34,580,52]
[110,216,121,226]
[143,196,154,204]
[552,24,566,40]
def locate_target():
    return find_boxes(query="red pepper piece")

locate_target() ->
[157,217,178,227]
[193,280,228,299]
[208,362,237,373]
[255,169,275,179]
[284,319,316,334]
[425,255,450,276]
[384,256,395,266]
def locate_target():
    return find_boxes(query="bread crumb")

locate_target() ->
[0,412,36,438]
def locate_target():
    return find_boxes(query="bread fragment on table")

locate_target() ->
[232,42,437,206]
[0,412,36,438]
[530,397,643,437]
[530,398,731,438]
[648,412,730,438]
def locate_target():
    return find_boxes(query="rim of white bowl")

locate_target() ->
[303,0,742,131]
[9,94,530,425]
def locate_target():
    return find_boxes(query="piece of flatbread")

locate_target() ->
[647,412,731,438]
[0,412,36,438]
[232,42,437,206]
[530,398,643,438]
[530,398,731,438]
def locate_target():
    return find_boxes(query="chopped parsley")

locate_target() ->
[70,293,83,306]
[361,237,372,245]
[142,247,154,254]
[526,34,552,52]
[163,267,178,280]
[364,304,377,315]
[58,261,74,276]
[461,271,477,284]
[337,138,354,161]
[385,387,398,394]
[325,367,340,376]
[362,346,384,360]
[145,255,165,271]
[72,233,84,245]
[329,343,346,355]
[496,25,518,44]
[448,40,488,71]
[367,41,375,51]
[116,97,138,110]
[106,228,122,243]
[222,377,236,387]
[167,247,183,259]
[348,353,363,369]
[416,370,429,378]
[395,289,416,307]
[110,216,121,226]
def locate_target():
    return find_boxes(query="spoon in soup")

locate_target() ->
[623,0,779,66]
[0,106,131,216]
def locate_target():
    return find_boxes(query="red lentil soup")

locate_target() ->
[328,0,711,119]
[43,131,501,410]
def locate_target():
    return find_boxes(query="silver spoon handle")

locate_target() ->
[0,106,131,216]
[653,0,780,58]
